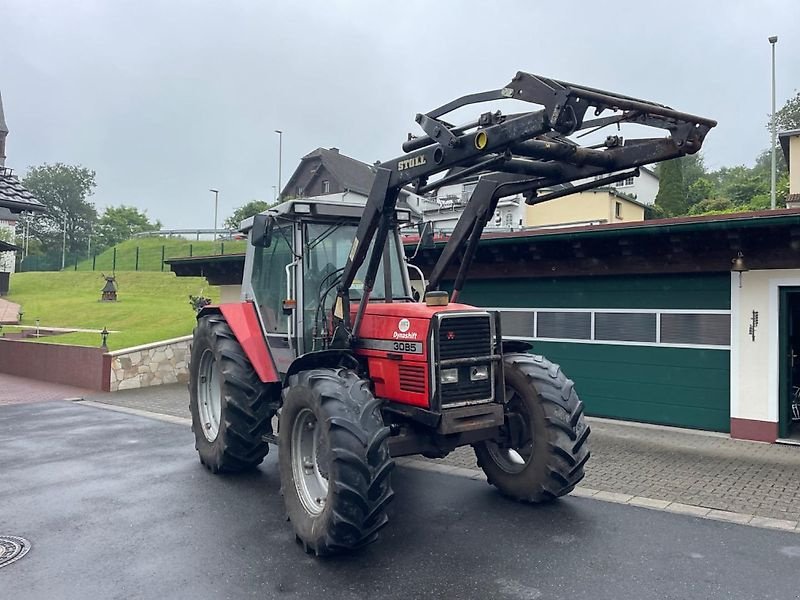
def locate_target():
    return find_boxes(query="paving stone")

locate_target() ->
[570,487,598,498]
[593,491,634,504]
[748,516,799,531]
[664,503,711,517]
[628,496,672,509]
[706,509,753,525]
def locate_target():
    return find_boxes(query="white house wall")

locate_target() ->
[0,220,15,273]
[730,268,800,441]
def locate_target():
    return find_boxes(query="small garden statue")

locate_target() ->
[101,274,118,302]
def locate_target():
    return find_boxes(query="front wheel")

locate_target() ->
[473,353,590,502]
[279,368,394,556]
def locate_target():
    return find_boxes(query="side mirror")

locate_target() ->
[418,221,434,249]
[251,214,274,248]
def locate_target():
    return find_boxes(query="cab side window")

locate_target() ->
[251,225,294,333]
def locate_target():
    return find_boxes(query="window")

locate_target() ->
[537,312,592,340]
[615,201,622,219]
[251,224,295,333]
[321,180,330,194]
[595,312,656,343]
[462,182,477,203]
[303,223,408,348]
[505,213,513,228]
[621,177,635,187]
[297,186,305,197]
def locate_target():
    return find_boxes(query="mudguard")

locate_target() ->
[198,302,279,383]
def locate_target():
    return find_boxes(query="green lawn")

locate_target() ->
[74,236,246,272]
[5,271,219,350]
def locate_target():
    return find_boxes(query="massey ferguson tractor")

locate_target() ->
[189,71,715,555]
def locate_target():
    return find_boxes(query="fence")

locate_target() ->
[16,240,247,273]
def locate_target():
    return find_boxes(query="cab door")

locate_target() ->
[245,220,301,374]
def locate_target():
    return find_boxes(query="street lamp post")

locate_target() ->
[769,35,778,210]
[209,188,219,238]
[274,129,283,200]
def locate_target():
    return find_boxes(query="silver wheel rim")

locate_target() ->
[197,349,222,442]
[291,408,328,516]
[486,386,534,474]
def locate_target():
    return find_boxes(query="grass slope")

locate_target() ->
[6,271,218,350]
[75,236,246,272]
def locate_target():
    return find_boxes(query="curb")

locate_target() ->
[74,401,800,535]
[74,400,192,427]
[395,457,800,534]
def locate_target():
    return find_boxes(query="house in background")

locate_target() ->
[421,171,649,234]
[0,90,46,292]
[598,165,659,206]
[780,128,800,207]
[280,147,423,218]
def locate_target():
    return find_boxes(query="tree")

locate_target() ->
[687,177,716,206]
[96,205,161,249]
[22,163,97,257]
[716,166,769,206]
[224,200,273,230]
[688,197,734,215]
[774,90,800,132]
[654,158,686,217]
[679,153,707,192]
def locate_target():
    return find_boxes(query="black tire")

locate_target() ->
[279,368,394,556]
[189,314,278,473]
[473,353,590,502]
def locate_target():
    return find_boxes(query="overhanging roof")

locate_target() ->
[165,253,245,286]
[0,239,19,252]
[0,168,46,214]
[170,208,800,284]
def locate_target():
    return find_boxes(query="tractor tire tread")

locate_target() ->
[473,353,590,503]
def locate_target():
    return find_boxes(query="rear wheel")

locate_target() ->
[279,368,394,556]
[473,353,590,502]
[189,314,278,473]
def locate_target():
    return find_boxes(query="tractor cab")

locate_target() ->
[241,197,416,370]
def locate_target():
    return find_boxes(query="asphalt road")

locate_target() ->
[2,402,799,600]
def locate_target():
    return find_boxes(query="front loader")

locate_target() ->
[188,71,716,555]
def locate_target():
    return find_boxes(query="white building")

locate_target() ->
[599,166,660,206]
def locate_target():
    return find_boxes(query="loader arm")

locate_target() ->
[331,71,716,347]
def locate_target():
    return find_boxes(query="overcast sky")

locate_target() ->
[2,0,798,228]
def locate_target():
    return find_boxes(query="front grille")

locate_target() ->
[398,363,426,394]
[438,314,493,406]
[438,315,492,360]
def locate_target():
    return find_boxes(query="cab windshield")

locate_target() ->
[304,222,408,304]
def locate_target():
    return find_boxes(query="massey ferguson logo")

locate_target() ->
[393,318,417,340]
[446,331,456,340]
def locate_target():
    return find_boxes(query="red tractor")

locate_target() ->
[189,72,715,555]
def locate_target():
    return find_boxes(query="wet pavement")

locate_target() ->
[88,382,800,524]
[2,400,800,600]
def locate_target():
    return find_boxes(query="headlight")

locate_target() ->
[470,365,489,381]
[440,368,459,384]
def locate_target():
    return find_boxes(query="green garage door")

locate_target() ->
[458,273,731,432]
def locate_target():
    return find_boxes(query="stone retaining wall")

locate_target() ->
[109,335,192,391]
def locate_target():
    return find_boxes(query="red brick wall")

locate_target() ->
[0,339,108,390]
